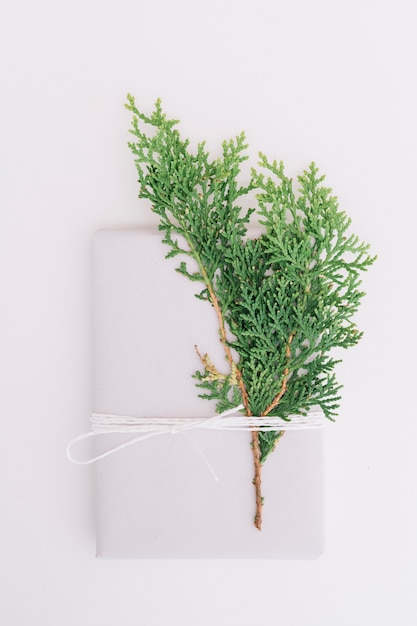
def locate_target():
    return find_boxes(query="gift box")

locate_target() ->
[91,229,324,558]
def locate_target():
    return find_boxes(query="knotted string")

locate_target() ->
[66,404,325,466]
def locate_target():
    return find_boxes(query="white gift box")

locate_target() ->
[91,229,324,558]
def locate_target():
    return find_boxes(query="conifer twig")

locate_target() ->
[126,95,376,530]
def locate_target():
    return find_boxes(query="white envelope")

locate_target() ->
[92,229,324,558]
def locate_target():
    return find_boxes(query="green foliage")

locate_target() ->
[125,95,376,463]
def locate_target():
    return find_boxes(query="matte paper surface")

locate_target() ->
[93,229,324,558]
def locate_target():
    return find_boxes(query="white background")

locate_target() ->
[1,1,416,624]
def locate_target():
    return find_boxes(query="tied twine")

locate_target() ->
[66,405,325,470]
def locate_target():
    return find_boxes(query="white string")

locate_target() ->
[66,404,325,466]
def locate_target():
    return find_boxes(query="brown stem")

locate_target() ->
[251,431,263,530]
[197,269,294,530]
[261,333,295,417]
[197,265,262,529]
[184,236,249,407]
[200,267,250,411]
[251,333,295,527]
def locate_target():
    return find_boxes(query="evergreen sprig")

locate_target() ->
[125,94,375,529]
